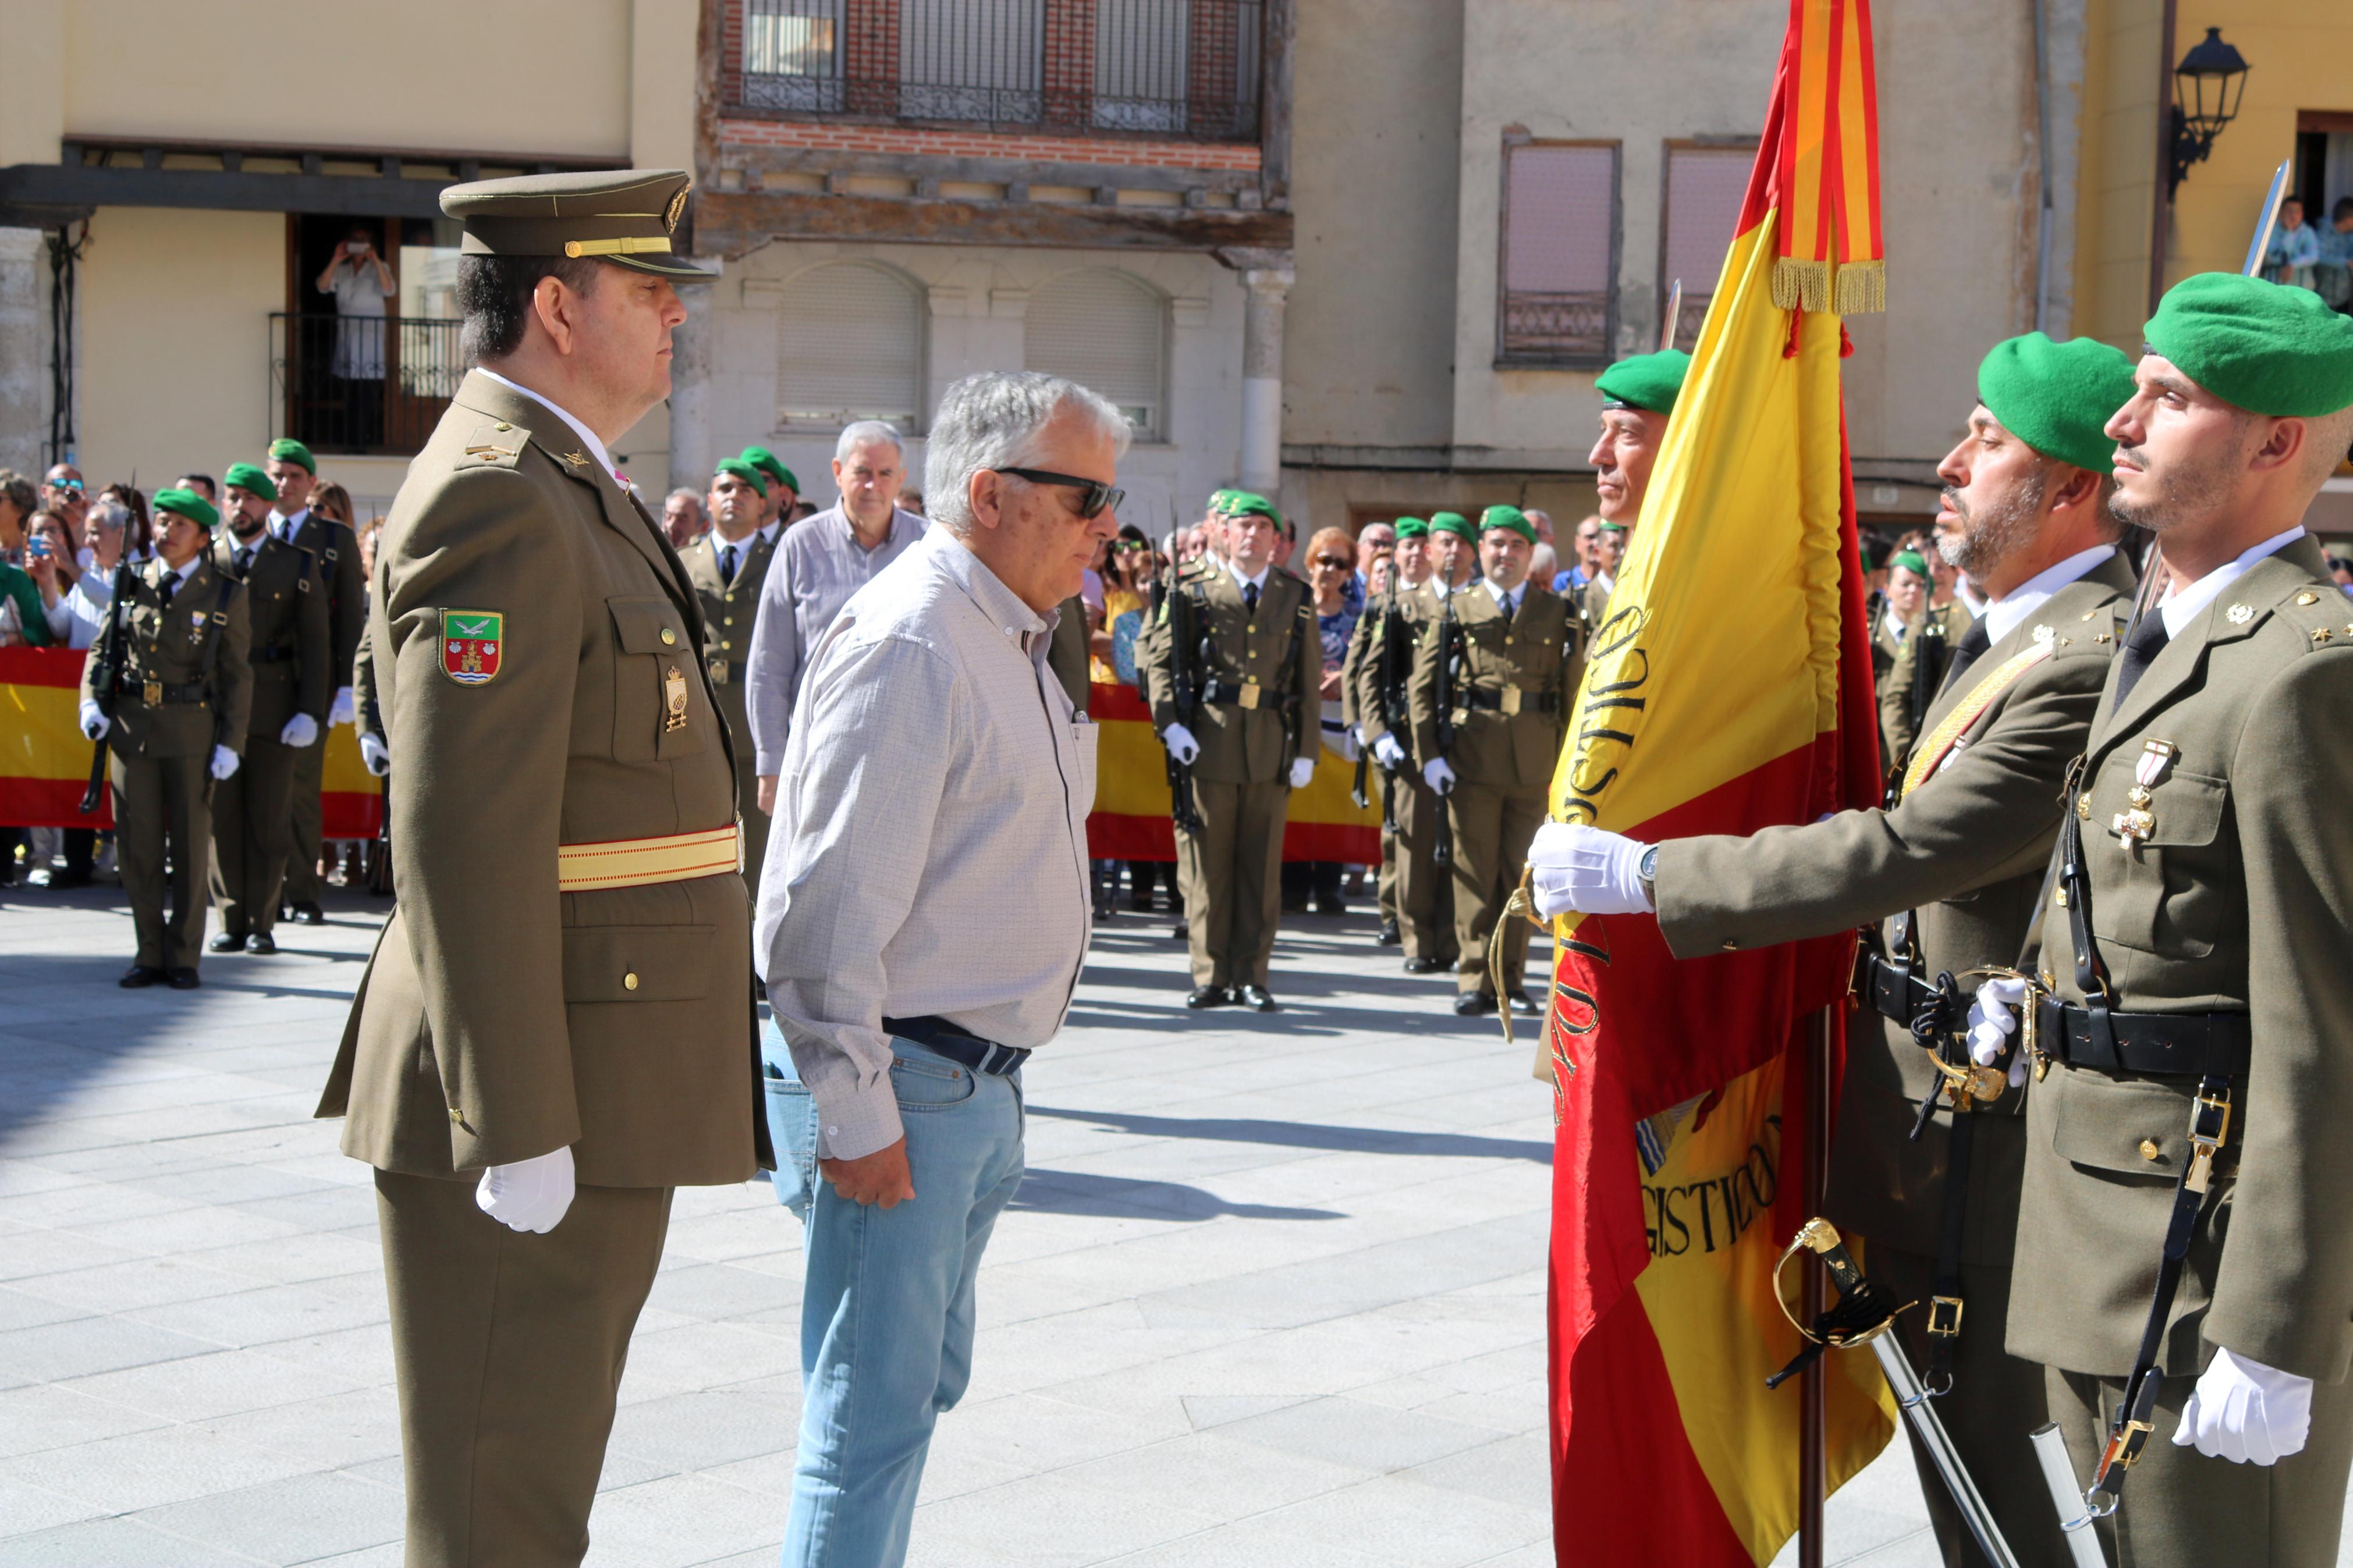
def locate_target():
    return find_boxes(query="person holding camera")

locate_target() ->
[315,226,398,448]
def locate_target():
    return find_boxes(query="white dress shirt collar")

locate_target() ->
[475,368,620,481]
[929,527,1047,646]
[1883,606,1910,642]
[1227,560,1270,596]
[1484,578,1524,614]
[1982,544,2116,646]
[2159,525,2306,639]
[267,505,308,543]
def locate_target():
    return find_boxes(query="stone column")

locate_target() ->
[667,280,717,497]
[0,229,45,476]
[1237,262,1291,497]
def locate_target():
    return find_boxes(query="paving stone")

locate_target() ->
[127,1470,404,1563]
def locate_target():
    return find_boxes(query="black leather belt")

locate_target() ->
[2036,997,2251,1078]
[883,1015,1030,1077]
[1462,687,1560,713]
[1197,679,1247,707]
[1856,949,1939,1029]
[133,682,209,705]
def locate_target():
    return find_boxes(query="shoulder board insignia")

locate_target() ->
[463,443,521,463]
[2225,603,2254,625]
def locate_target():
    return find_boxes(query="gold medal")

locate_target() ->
[663,666,689,733]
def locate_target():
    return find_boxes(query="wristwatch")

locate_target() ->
[1638,845,1659,904]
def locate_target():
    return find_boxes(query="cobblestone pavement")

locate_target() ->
[0,876,1959,1567]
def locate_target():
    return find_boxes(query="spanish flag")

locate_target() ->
[1542,0,1894,1560]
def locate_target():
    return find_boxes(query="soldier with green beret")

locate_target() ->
[313,168,766,1568]
[684,456,782,902]
[740,445,800,531]
[261,435,366,925]
[79,488,253,988]
[1975,275,2353,1567]
[207,461,330,955]
[1584,349,1690,626]
[1410,504,1582,1014]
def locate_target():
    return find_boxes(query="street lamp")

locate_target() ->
[2169,27,2249,197]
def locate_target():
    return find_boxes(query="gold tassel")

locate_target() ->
[1490,865,1554,1046]
[1834,259,1886,315]
[1771,257,1832,314]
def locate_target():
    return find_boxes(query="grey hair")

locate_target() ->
[665,486,704,508]
[835,420,906,463]
[925,372,1132,536]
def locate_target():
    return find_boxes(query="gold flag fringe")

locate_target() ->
[1833,259,1886,315]
[1770,257,1832,313]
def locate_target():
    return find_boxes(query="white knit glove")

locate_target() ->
[475,1145,577,1235]
[79,702,108,741]
[1373,733,1407,770]
[280,713,320,749]
[2174,1347,2313,1465]
[328,686,356,727]
[1422,757,1457,794]
[1162,723,1200,765]
[1965,974,2031,1087]
[1528,822,1653,917]
[359,733,391,777]
[209,745,240,781]
[1289,755,1315,790]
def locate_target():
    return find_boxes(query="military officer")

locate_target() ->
[207,461,331,954]
[1142,491,1319,1010]
[1529,331,2144,1568]
[313,169,766,1568]
[741,445,799,531]
[682,456,780,896]
[77,489,253,988]
[263,438,365,924]
[1411,506,1582,1016]
[1971,275,2353,1568]
[1340,518,1409,945]
[1350,517,1458,973]
[1588,347,1689,563]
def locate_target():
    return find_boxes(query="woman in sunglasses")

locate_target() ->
[1301,526,1362,915]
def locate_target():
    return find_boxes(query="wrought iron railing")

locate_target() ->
[271,313,467,457]
[1499,291,1614,364]
[740,0,1263,141]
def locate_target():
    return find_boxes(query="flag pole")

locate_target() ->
[1798,1004,1834,1568]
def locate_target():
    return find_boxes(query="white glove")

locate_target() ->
[1289,755,1316,790]
[79,702,109,741]
[359,732,391,777]
[475,1144,577,1235]
[1374,733,1408,770]
[2173,1347,2313,1465]
[1162,723,1200,765]
[209,745,240,781]
[1528,822,1654,918]
[328,686,356,727]
[279,712,320,749]
[1423,757,1457,794]
[1966,974,2031,1087]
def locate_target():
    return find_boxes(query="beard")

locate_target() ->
[2107,433,2244,539]
[1937,465,2046,578]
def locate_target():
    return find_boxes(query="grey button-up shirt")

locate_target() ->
[744,503,927,774]
[757,527,1096,1160]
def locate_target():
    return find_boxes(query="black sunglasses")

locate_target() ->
[1313,554,1351,569]
[995,467,1123,520]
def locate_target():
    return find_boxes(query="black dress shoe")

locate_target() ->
[1453,993,1496,1016]
[208,932,246,954]
[1237,984,1280,1012]
[1404,955,1446,975]
[1376,919,1401,947]
[1171,921,1190,941]
[166,968,202,990]
[290,901,326,926]
[1308,895,1347,916]
[119,964,166,988]
[1506,989,1542,1015]
[246,933,277,955]
[1185,986,1231,1009]
[37,867,93,890]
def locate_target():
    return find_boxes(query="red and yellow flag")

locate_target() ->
[1543,0,1893,1560]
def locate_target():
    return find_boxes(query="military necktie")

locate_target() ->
[1244,581,1259,614]
[721,544,738,583]
[2110,611,2169,710]
[233,546,254,577]
[157,571,178,608]
[1500,589,1518,623]
[1936,616,1991,697]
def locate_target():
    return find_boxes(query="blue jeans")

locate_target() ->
[763,1022,1026,1568]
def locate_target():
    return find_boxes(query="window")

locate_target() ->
[1024,269,1165,439]
[743,0,845,112]
[1660,144,1754,351]
[900,0,1044,124]
[1497,140,1620,367]
[776,263,924,432]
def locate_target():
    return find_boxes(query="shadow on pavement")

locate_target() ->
[1008,1167,1342,1222]
[1028,1105,1552,1165]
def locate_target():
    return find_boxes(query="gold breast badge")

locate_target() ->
[663,665,690,733]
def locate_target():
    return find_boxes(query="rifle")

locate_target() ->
[1164,574,1203,834]
[1431,591,1461,867]
[77,558,138,814]
[1908,606,1950,741]
[1372,592,1410,833]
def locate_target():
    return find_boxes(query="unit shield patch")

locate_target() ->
[441,609,504,685]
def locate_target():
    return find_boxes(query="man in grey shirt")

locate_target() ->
[744,419,926,813]
[757,370,1121,1567]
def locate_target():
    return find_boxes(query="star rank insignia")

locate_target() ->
[2225,603,2254,624]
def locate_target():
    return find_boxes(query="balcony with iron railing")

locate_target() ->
[735,0,1265,143]
[272,313,467,457]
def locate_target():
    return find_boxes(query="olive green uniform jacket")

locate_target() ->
[2014,535,2353,1385]
[1406,584,1584,792]
[1141,565,1319,785]
[80,554,254,759]
[1880,598,1979,763]
[682,525,778,890]
[317,369,765,1189]
[1350,581,1441,763]
[1048,593,1093,716]
[213,532,331,736]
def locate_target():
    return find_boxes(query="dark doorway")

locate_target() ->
[278,214,464,456]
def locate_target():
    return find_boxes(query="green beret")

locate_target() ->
[1225,492,1281,526]
[712,458,768,499]
[2143,272,2353,417]
[153,488,219,530]
[1889,550,1930,578]
[1479,504,1537,543]
[1429,511,1476,542]
[1208,488,1242,514]
[1596,349,1692,415]
[740,446,798,495]
[223,462,277,503]
[1598,521,1626,534]
[1393,517,1430,540]
[1976,332,2139,472]
[1859,544,1882,573]
[267,438,315,474]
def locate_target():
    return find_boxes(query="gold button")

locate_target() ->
[624,972,640,991]
[660,628,677,646]
[448,1107,464,1125]
[722,640,732,651]
[1720,940,1738,951]
[494,422,512,432]
[1504,635,1514,645]
[2139,1138,2161,1161]
[2297,591,2320,606]
[723,616,733,626]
